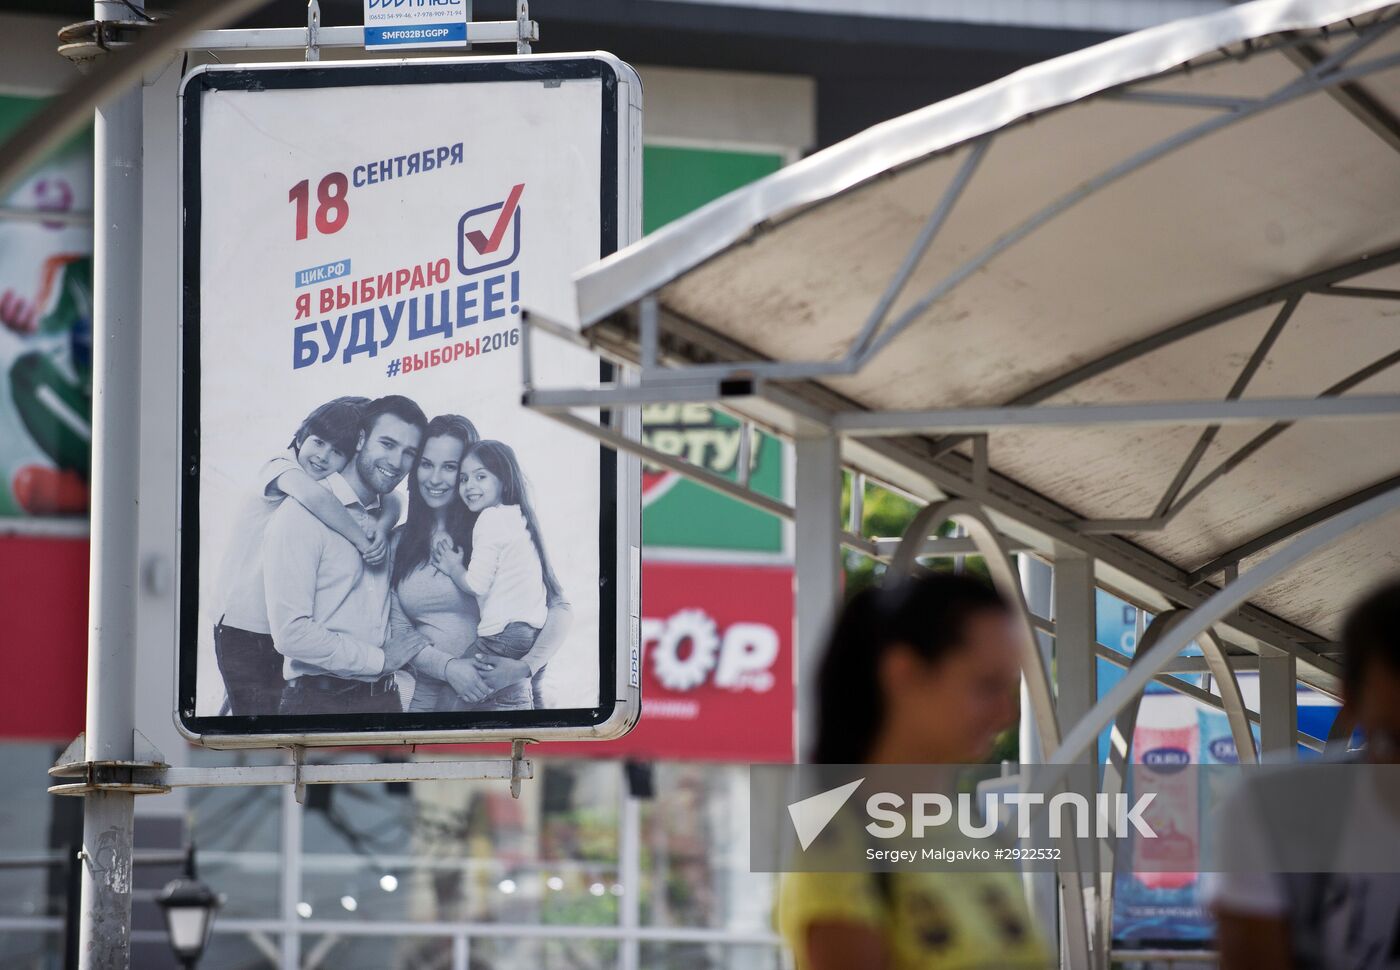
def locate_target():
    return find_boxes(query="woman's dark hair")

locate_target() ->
[811,572,1010,764]
[1342,579,1400,701]
[392,414,479,588]
[289,396,369,459]
[462,439,563,601]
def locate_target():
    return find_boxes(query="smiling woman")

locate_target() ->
[389,413,481,714]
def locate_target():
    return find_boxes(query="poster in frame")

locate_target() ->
[177,54,641,747]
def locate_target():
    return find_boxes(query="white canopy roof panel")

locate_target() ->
[564,0,1400,652]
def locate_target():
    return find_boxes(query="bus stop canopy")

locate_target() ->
[537,0,1400,699]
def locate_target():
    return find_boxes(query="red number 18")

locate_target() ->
[289,172,350,240]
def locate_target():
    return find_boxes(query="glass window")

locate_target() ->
[0,930,63,970]
[638,941,783,970]
[639,764,776,933]
[299,934,451,970]
[204,930,282,970]
[300,756,620,927]
[469,936,618,970]
[0,743,77,920]
[188,748,284,920]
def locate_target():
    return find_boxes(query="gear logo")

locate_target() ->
[649,609,720,691]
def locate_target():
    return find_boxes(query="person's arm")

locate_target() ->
[469,581,569,692]
[1214,910,1293,970]
[359,492,401,566]
[390,586,457,683]
[460,509,506,597]
[803,923,889,970]
[1201,780,1292,970]
[274,467,375,558]
[433,512,505,598]
[521,591,572,674]
[264,506,385,678]
[778,871,890,970]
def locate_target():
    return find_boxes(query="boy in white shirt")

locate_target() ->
[213,397,399,715]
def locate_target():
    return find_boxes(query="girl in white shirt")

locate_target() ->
[431,439,562,707]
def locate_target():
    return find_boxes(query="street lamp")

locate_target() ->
[156,846,221,969]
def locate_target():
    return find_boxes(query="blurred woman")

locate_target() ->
[778,572,1052,969]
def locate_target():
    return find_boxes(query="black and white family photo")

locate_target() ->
[209,393,573,717]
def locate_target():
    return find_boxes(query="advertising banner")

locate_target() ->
[0,95,93,520]
[479,560,794,762]
[608,559,792,761]
[178,56,641,746]
[641,404,786,555]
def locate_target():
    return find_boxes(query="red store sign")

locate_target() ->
[519,559,795,763]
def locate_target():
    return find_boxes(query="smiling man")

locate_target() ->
[265,395,431,716]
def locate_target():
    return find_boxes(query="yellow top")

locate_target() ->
[778,869,1052,970]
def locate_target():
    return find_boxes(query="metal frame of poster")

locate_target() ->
[176,54,642,747]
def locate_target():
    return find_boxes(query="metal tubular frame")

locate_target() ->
[604,15,1400,389]
[889,500,1094,970]
[1093,643,1321,751]
[514,17,1400,954]
[540,301,1351,693]
[1150,295,1299,518]
[1097,611,1182,963]
[1047,484,1400,774]
[1185,473,1400,586]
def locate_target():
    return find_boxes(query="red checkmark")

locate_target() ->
[465,182,524,256]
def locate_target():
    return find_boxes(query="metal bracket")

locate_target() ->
[516,1,532,55]
[57,16,160,63]
[291,745,307,804]
[510,739,527,798]
[52,736,536,793]
[306,0,321,62]
[48,731,172,796]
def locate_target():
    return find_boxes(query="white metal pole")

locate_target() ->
[79,3,145,968]
[619,770,642,970]
[1016,554,1058,957]
[1049,546,1101,969]
[793,435,841,763]
[1258,651,1299,761]
[280,781,303,968]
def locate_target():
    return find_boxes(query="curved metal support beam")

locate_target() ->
[891,499,1061,756]
[889,500,1094,969]
[1048,484,1400,774]
[1198,627,1258,767]
[1097,610,1185,961]
[1095,612,1255,957]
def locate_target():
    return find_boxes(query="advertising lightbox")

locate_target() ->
[178,55,642,747]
